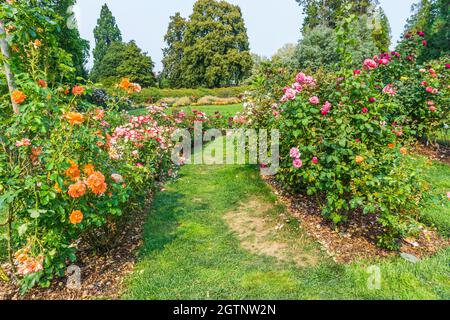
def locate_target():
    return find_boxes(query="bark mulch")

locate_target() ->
[262,176,449,264]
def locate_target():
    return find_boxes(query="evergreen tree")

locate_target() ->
[92,4,122,67]
[370,7,391,52]
[161,13,187,88]
[90,41,156,87]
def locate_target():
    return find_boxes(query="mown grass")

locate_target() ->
[123,137,450,300]
[129,103,243,118]
[409,155,450,237]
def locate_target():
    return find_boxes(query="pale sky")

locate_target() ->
[76,0,420,71]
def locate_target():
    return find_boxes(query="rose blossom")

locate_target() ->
[363,59,377,70]
[16,138,31,147]
[292,82,302,93]
[321,101,332,115]
[312,157,319,165]
[309,96,320,105]
[289,147,300,159]
[362,107,369,114]
[293,158,303,169]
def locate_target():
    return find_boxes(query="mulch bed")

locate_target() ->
[0,193,153,300]
[262,175,449,264]
[413,142,450,165]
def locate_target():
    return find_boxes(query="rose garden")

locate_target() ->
[0,0,449,300]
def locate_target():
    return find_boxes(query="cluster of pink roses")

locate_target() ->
[280,72,316,102]
[290,147,319,168]
[290,147,303,169]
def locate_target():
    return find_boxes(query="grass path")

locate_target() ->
[123,137,450,300]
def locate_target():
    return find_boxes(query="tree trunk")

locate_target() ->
[0,19,19,114]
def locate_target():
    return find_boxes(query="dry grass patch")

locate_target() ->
[224,198,319,268]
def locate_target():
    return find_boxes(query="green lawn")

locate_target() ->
[129,103,243,118]
[123,137,450,300]
[410,155,450,237]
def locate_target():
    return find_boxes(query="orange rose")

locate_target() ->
[355,156,365,164]
[65,160,80,181]
[33,39,42,48]
[65,112,84,125]
[72,85,85,96]
[86,171,107,195]
[69,210,83,225]
[83,164,95,176]
[12,90,26,104]
[68,181,87,198]
[118,78,132,90]
[388,143,395,149]
[400,147,408,155]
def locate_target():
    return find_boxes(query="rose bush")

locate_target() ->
[0,2,181,291]
[241,33,448,249]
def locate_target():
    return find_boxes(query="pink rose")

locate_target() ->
[292,82,302,93]
[312,157,319,165]
[362,108,369,114]
[353,69,361,75]
[293,158,303,169]
[16,138,31,147]
[369,97,376,103]
[321,101,332,115]
[363,59,377,70]
[425,86,434,93]
[290,147,300,159]
[383,85,397,95]
[447,192,450,200]
[422,40,427,46]
[295,72,306,83]
[283,87,297,100]
[429,106,436,112]
[417,31,425,37]
[445,64,450,69]
[309,96,320,105]
[111,174,124,183]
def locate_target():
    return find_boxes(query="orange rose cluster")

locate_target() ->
[66,161,108,198]
[118,78,142,94]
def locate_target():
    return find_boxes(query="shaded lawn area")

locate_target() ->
[123,137,450,300]
[129,103,243,118]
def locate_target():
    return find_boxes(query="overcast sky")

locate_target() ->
[76,0,420,71]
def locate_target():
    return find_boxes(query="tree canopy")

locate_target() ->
[295,0,390,53]
[403,0,449,62]
[90,41,156,87]
[161,0,253,88]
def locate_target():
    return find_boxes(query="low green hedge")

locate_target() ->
[128,86,250,104]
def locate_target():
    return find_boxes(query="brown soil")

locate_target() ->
[414,142,450,165]
[261,176,449,264]
[224,198,319,267]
